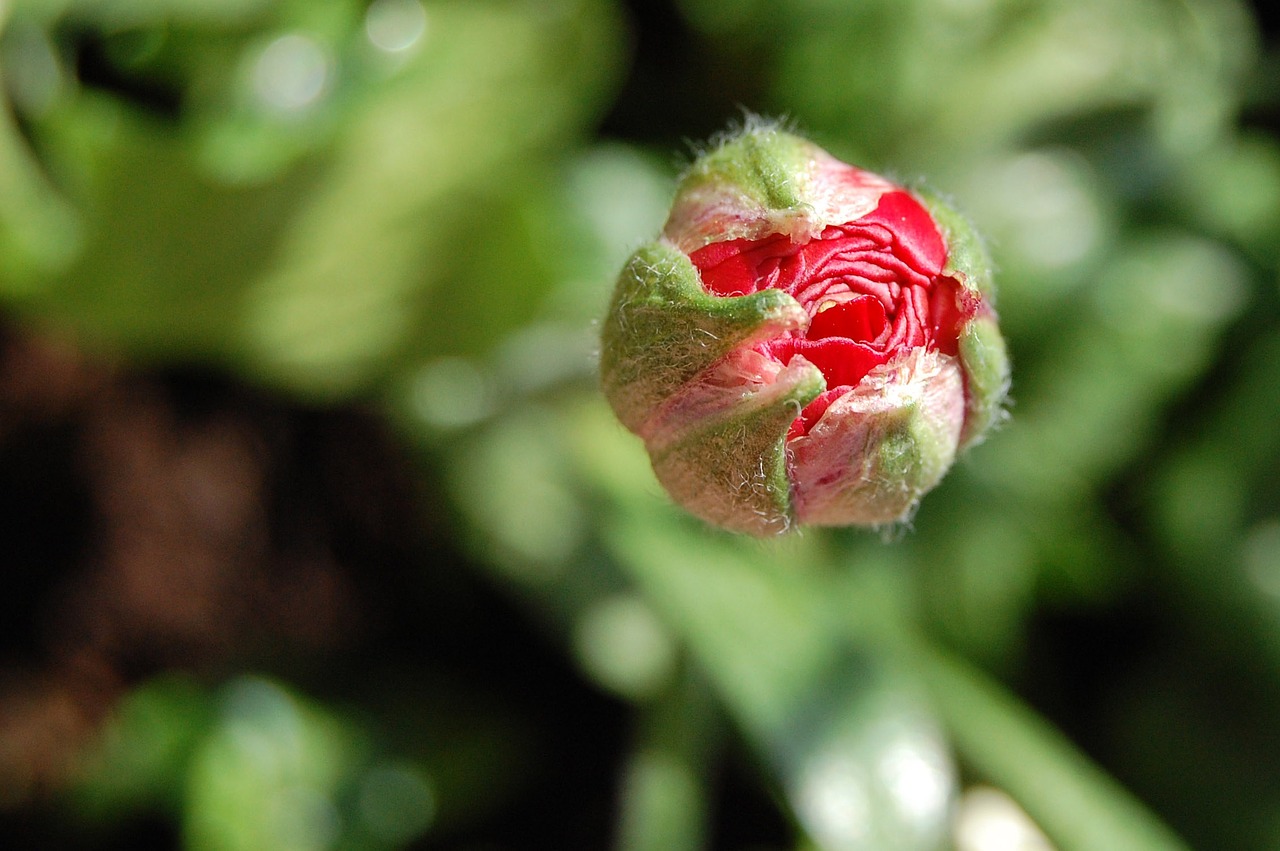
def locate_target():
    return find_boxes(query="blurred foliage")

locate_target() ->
[2,0,1280,849]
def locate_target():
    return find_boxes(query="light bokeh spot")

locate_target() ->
[250,34,332,114]
[574,595,676,699]
[954,786,1055,851]
[365,0,429,53]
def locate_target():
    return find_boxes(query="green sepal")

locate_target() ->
[915,190,1009,448]
[649,360,825,536]
[876,404,954,506]
[600,240,810,434]
[677,127,812,213]
[916,190,996,302]
[663,127,822,251]
[957,314,1011,449]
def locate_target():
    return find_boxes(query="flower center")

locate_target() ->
[690,191,971,439]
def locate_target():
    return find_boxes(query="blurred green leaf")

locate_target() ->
[73,675,215,819]
[916,648,1192,851]
[4,0,626,398]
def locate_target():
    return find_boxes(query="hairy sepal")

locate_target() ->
[601,240,811,434]
[789,349,965,527]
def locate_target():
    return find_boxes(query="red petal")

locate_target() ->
[688,239,757,296]
[928,276,975,356]
[688,193,961,445]
[690,234,797,297]
[858,191,945,275]
[806,295,888,342]
[773,337,885,390]
[788,387,850,440]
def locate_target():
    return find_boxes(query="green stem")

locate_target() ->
[614,668,719,851]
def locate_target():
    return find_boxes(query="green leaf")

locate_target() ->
[914,647,1193,851]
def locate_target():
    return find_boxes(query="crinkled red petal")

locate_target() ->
[689,191,976,439]
[857,190,947,272]
[806,295,888,342]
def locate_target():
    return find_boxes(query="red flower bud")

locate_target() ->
[601,125,1009,535]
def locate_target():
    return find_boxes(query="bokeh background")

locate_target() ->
[1,0,1278,848]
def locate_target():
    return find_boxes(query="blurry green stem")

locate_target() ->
[615,666,720,851]
[911,643,1192,851]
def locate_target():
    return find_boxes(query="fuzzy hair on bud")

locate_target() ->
[601,124,1009,535]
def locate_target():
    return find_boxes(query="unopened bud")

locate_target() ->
[600,124,1009,535]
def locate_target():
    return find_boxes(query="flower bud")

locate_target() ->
[600,125,1009,535]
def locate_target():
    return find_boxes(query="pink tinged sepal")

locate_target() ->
[789,349,964,527]
[600,241,822,535]
[644,348,824,536]
[915,190,1011,448]
[662,124,895,254]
